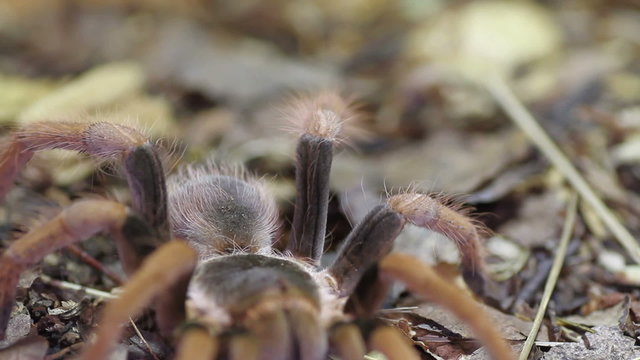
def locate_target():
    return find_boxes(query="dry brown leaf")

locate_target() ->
[332,129,529,194]
[543,326,640,360]
[0,335,48,360]
[498,190,566,248]
[416,302,548,343]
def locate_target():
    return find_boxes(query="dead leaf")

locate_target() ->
[0,335,48,360]
[542,326,640,360]
[405,0,561,82]
[0,303,32,350]
[145,20,338,104]
[415,302,547,342]
[498,190,566,248]
[332,129,529,195]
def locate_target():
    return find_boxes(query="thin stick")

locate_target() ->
[518,192,578,360]
[39,275,116,299]
[65,244,125,285]
[487,76,640,264]
[128,317,161,360]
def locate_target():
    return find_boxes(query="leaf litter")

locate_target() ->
[1,1,640,359]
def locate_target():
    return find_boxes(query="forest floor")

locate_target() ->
[1,1,640,359]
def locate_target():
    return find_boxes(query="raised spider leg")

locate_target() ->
[287,93,352,264]
[327,204,404,299]
[380,253,514,360]
[0,121,189,344]
[326,192,497,358]
[328,192,486,308]
[0,199,155,339]
[388,193,485,290]
[289,133,333,263]
[0,121,170,250]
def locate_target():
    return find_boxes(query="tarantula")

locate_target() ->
[0,93,512,360]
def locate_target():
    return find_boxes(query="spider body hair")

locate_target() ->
[167,162,279,259]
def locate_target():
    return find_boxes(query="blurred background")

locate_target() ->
[2,1,640,358]
[1,0,638,188]
[3,0,640,246]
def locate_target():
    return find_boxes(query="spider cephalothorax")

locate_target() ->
[0,93,512,359]
[167,164,280,257]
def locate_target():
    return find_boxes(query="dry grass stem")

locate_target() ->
[128,317,161,360]
[487,76,640,264]
[518,192,578,360]
[39,275,116,299]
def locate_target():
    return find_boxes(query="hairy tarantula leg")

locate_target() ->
[388,193,486,293]
[328,204,405,297]
[175,326,219,360]
[329,192,487,306]
[368,326,420,360]
[79,240,197,360]
[0,121,170,241]
[123,140,169,241]
[154,270,192,338]
[0,140,33,201]
[329,323,366,360]
[288,94,348,263]
[0,199,137,340]
[289,133,333,263]
[380,253,514,360]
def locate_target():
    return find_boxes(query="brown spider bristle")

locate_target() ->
[387,192,486,277]
[16,121,148,158]
[0,138,34,201]
[280,91,362,143]
[154,135,186,174]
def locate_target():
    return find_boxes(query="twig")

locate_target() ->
[39,275,116,299]
[377,306,419,313]
[518,192,578,360]
[65,244,125,285]
[129,318,161,360]
[487,76,640,264]
[532,341,568,347]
